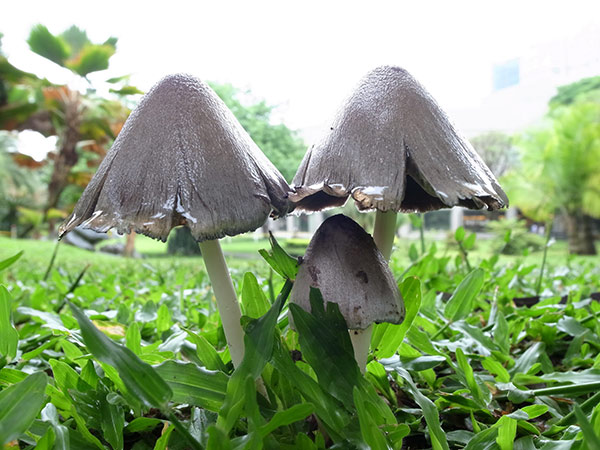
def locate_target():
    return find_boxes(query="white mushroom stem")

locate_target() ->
[350,210,398,373]
[198,239,245,368]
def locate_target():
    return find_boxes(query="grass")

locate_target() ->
[1,230,599,449]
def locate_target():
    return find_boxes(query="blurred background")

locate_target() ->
[1,0,599,258]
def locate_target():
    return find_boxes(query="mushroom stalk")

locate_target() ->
[349,210,397,373]
[198,239,244,368]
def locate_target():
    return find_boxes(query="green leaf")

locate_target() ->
[124,417,162,433]
[270,340,350,440]
[508,404,548,420]
[109,85,144,96]
[290,289,361,406]
[67,44,115,76]
[259,232,298,280]
[218,280,292,432]
[241,272,271,319]
[0,251,23,272]
[155,361,228,412]
[573,404,600,450]
[153,424,174,450]
[27,24,69,66]
[394,368,449,450]
[496,416,517,450]
[482,357,511,383]
[184,328,227,372]
[456,348,487,408]
[41,404,69,450]
[68,302,172,409]
[99,392,124,450]
[454,226,466,242]
[353,387,390,450]
[0,372,48,445]
[0,286,18,361]
[125,322,142,354]
[463,233,477,250]
[372,277,422,358]
[258,403,314,438]
[156,303,172,333]
[444,269,485,321]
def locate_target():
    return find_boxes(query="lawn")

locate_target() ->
[1,230,599,449]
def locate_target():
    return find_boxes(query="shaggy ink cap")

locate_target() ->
[290,65,508,213]
[58,73,293,370]
[59,73,292,241]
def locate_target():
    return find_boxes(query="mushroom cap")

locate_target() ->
[59,74,292,242]
[291,66,508,213]
[289,214,404,329]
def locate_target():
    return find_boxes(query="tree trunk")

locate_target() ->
[124,231,136,257]
[45,93,82,234]
[564,210,597,255]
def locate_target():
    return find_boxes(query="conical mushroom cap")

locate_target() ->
[289,214,404,329]
[59,74,292,242]
[291,66,508,213]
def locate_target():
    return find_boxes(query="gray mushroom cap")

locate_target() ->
[291,65,509,213]
[289,214,405,329]
[59,74,292,242]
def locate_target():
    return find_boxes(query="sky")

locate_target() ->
[2,0,600,158]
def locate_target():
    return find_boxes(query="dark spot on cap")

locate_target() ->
[356,270,368,284]
[308,265,320,283]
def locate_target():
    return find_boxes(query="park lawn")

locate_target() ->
[1,230,600,448]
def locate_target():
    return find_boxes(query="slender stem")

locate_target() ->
[536,219,553,296]
[198,239,244,368]
[372,210,397,260]
[418,213,425,255]
[351,210,398,373]
[349,325,372,373]
[458,241,473,272]
[44,240,60,281]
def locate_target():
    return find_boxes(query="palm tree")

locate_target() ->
[506,101,600,255]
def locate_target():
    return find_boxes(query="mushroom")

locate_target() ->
[290,65,508,367]
[289,214,404,369]
[59,73,292,368]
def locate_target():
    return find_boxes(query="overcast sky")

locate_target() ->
[2,0,600,134]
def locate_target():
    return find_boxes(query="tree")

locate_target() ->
[505,101,600,254]
[0,25,137,234]
[470,131,517,178]
[210,83,306,182]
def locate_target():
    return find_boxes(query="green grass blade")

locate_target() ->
[0,372,47,445]
[0,286,18,361]
[372,277,422,358]
[444,268,484,321]
[0,251,23,272]
[574,404,600,450]
[242,272,271,318]
[394,368,449,450]
[68,301,172,410]
[155,361,228,412]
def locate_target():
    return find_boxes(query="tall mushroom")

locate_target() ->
[290,65,508,367]
[59,74,292,368]
[290,214,404,370]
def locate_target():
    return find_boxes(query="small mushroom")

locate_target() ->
[289,214,404,369]
[59,73,292,367]
[290,66,508,368]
